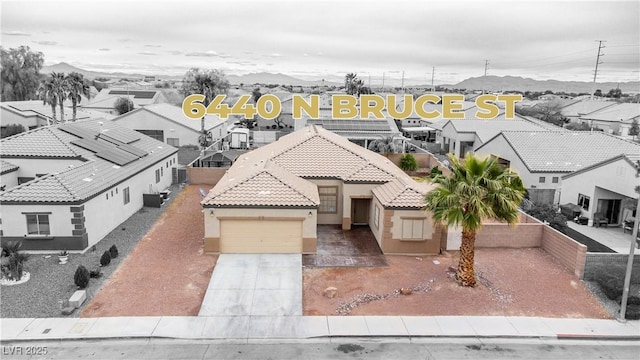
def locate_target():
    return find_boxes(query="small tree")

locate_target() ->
[109,244,119,259]
[525,202,568,232]
[114,97,134,115]
[629,119,639,140]
[0,241,30,281]
[1,123,26,138]
[100,251,112,266]
[368,136,401,154]
[399,153,418,171]
[74,265,90,289]
[429,166,443,178]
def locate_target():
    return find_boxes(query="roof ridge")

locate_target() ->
[50,173,80,201]
[49,126,83,157]
[263,168,318,205]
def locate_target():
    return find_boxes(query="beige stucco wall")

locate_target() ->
[307,179,342,224]
[369,196,385,246]
[342,183,379,229]
[83,154,176,247]
[1,204,73,238]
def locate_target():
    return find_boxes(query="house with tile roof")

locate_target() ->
[578,103,640,136]
[0,119,178,251]
[434,118,548,158]
[82,88,166,115]
[1,100,97,131]
[560,99,616,124]
[200,125,441,255]
[112,103,227,148]
[474,131,640,204]
[560,153,639,227]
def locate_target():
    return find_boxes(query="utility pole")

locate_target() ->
[482,60,490,94]
[431,66,435,92]
[382,72,385,91]
[590,40,606,100]
[401,71,405,92]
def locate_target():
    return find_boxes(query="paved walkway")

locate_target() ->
[567,222,640,254]
[198,254,302,317]
[303,225,387,267]
[2,316,638,342]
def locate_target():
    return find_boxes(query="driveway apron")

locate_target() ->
[198,254,302,316]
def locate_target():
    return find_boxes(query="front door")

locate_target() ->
[352,199,370,225]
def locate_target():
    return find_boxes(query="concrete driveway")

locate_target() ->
[198,254,302,317]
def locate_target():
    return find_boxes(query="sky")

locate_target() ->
[1,0,639,86]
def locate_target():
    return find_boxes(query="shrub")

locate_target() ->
[100,251,111,266]
[429,166,442,178]
[399,154,418,171]
[1,241,29,281]
[627,304,640,320]
[89,268,102,279]
[525,202,568,232]
[596,271,622,300]
[74,265,90,289]
[109,245,119,259]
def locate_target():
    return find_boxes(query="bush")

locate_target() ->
[430,167,442,178]
[74,265,90,289]
[109,245,119,259]
[100,251,111,266]
[399,154,418,171]
[89,268,102,279]
[627,304,640,320]
[525,202,568,232]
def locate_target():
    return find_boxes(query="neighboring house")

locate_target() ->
[560,154,639,227]
[475,131,640,204]
[435,118,547,158]
[0,159,19,191]
[578,103,640,136]
[0,119,177,251]
[1,100,95,131]
[112,103,226,147]
[82,88,166,115]
[201,125,441,255]
[560,100,616,124]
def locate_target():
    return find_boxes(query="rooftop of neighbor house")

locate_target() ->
[305,118,401,139]
[562,153,640,180]
[1,100,94,121]
[83,88,163,109]
[560,99,617,117]
[477,130,640,173]
[0,159,19,175]
[0,119,177,204]
[578,102,640,122]
[202,125,435,208]
[114,103,225,132]
[438,118,549,143]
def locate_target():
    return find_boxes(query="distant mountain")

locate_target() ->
[443,75,640,94]
[226,72,340,86]
[41,62,166,80]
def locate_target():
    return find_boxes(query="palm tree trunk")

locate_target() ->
[456,228,477,287]
[50,104,57,124]
[72,98,77,121]
[59,102,65,123]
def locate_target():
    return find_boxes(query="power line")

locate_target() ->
[591,40,606,101]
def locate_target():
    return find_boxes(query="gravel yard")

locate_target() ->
[0,185,182,318]
[304,248,611,318]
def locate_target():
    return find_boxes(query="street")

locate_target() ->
[1,338,638,360]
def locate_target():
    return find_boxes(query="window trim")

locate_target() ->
[400,217,425,241]
[539,176,546,183]
[578,193,590,210]
[25,213,51,235]
[123,187,131,205]
[318,186,338,214]
[374,205,380,228]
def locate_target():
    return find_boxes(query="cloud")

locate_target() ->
[185,50,230,58]
[144,44,162,48]
[269,53,283,57]
[2,30,30,36]
[139,51,158,56]
[32,40,57,46]
[99,48,110,51]
[118,38,132,43]
[167,50,182,55]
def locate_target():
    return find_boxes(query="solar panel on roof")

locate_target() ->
[108,90,156,99]
[117,143,148,158]
[72,138,114,154]
[96,133,125,146]
[101,128,140,144]
[95,151,137,166]
[59,124,97,139]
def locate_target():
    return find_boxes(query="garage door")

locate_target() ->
[220,219,303,253]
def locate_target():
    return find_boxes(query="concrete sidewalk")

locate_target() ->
[2,316,638,343]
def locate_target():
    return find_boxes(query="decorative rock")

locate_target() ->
[400,288,412,295]
[61,306,75,315]
[323,286,338,299]
[69,290,87,308]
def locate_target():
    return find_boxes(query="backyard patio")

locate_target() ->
[567,221,640,254]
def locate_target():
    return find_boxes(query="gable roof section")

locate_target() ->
[202,160,319,207]
[1,100,93,122]
[560,100,616,117]
[562,153,640,179]
[0,159,19,175]
[1,126,84,158]
[579,103,640,122]
[115,103,225,133]
[373,177,434,209]
[0,119,177,204]
[445,119,547,143]
[84,88,161,109]
[476,131,640,173]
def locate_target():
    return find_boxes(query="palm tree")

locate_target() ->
[65,72,91,121]
[37,75,60,125]
[51,72,68,123]
[424,153,525,287]
[344,73,364,96]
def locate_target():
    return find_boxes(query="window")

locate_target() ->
[318,186,338,213]
[552,177,559,184]
[26,214,50,235]
[401,219,424,240]
[374,206,380,228]
[123,187,130,205]
[136,129,164,142]
[167,138,180,147]
[106,193,109,200]
[161,167,163,177]
[539,176,546,183]
[578,193,590,210]
[155,169,160,183]
[18,177,35,185]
